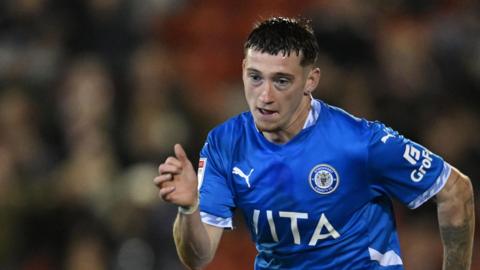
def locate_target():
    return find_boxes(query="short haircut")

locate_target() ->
[244,17,320,66]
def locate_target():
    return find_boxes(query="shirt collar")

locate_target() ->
[253,98,322,132]
[302,98,321,129]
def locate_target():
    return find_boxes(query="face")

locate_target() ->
[242,49,320,136]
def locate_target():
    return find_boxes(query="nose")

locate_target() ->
[259,81,274,104]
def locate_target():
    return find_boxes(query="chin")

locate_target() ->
[254,121,279,133]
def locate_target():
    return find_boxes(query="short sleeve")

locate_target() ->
[366,122,451,209]
[198,132,236,228]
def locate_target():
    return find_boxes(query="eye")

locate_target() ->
[248,73,263,85]
[274,77,291,89]
[250,74,261,81]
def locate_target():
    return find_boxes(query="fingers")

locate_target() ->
[158,155,183,175]
[174,144,189,163]
[155,144,194,204]
[153,174,172,187]
[154,174,176,201]
[158,163,181,175]
[159,185,176,200]
[165,156,182,168]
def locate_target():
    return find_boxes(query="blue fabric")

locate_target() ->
[198,99,448,269]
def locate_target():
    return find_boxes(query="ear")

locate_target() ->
[242,59,247,82]
[304,67,321,95]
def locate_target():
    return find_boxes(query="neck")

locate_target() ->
[263,96,312,144]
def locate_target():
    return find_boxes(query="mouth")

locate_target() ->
[258,108,278,115]
[255,108,279,122]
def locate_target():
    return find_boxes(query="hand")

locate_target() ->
[154,144,198,208]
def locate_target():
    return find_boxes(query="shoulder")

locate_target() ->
[204,111,252,154]
[201,112,252,169]
[208,112,251,140]
[320,101,372,131]
[318,100,391,144]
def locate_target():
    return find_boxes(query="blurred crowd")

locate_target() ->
[0,0,478,269]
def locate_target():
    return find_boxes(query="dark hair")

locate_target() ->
[244,17,319,66]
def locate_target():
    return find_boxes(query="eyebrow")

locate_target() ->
[246,68,260,73]
[246,68,294,78]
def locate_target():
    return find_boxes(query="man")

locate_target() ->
[154,17,474,270]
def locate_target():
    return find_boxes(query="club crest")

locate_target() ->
[309,164,340,195]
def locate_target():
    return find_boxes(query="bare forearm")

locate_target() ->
[439,220,474,269]
[173,212,213,269]
[437,173,475,270]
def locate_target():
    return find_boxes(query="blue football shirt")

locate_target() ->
[197,99,450,270]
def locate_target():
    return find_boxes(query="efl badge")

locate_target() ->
[197,158,207,190]
[309,164,340,194]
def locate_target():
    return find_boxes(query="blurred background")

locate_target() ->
[0,0,478,269]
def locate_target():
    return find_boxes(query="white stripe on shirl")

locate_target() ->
[200,212,233,229]
[408,162,451,209]
[368,247,403,266]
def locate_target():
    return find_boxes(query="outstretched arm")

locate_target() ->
[173,212,223,269]
[154,144,224,269]
[435,166,475,270]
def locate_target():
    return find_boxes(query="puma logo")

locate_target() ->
[232,167,254,188]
